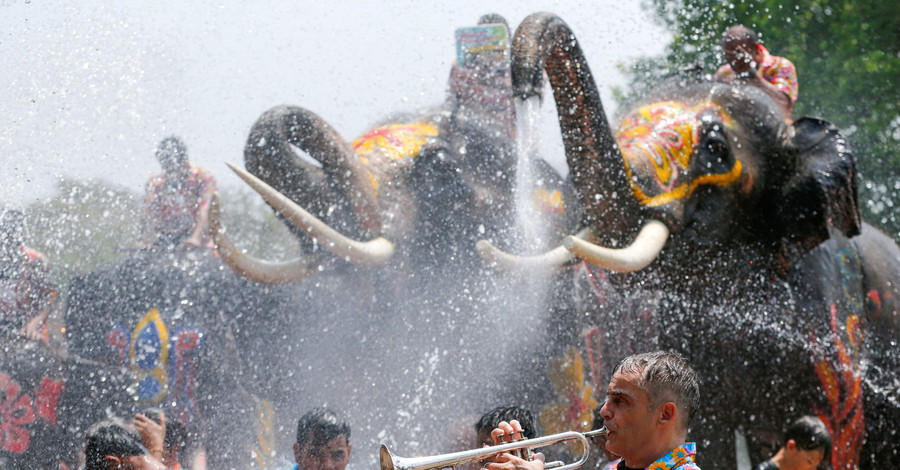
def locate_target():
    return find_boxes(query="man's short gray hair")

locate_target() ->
[613,351,700,428]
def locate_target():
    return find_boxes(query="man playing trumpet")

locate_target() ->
[486,351,701,470]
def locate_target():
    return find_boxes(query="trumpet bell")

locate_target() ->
[380,445,398,470]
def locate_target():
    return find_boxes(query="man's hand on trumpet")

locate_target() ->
[484,420,545,470]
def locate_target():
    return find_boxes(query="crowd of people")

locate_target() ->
[1,20,819,470]
[75,350,829,470]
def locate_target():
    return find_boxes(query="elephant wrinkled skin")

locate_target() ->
[488,12,900,469]
[218,25,572,285]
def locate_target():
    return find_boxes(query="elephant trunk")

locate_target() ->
[244,105,381,239]
[512,13,641,239]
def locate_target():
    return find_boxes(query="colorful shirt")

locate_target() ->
[715,45,798,105]
[143,164,217,246]
[0,246,57,332]
[603,443,700,470]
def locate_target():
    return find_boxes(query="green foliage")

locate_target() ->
[619,0,900,236]
[26,178,142,289]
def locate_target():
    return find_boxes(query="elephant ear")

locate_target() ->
[772,117,861,274]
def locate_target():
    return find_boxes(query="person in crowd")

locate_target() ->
[134,409,189,470]
[446,13,515,136]
[84,418,165,470]
[475,405,537,447]
[588,410,618,468]
[141,136,217,249]
[714,25,798,117]
[0,208,57,342]
[753,415,831,470]
[485,351,701,470]
[287,408,352,470]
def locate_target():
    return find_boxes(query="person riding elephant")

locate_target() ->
[478,12,899,469]
[141,136,218,250]
[204,15,577,463]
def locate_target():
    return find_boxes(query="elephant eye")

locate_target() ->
[698,124,732,172]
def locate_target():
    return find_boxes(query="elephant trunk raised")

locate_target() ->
[478,12,668,272]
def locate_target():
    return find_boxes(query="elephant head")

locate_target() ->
[480,12,860,280]
[211,16,573,284]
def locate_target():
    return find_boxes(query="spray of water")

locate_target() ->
[514,96,551,254]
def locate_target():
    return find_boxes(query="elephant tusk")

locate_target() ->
[210,192,326,284]
[563,219,669,272]
[226,162,395,266]
[476,228,595,272]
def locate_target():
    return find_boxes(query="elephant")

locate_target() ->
[203,15,587,460]
[478,12,900,469]
[212,17,573,287]
[65,247,293,468]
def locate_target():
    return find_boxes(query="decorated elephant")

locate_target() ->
[478,13,900,469]
[202,16,584,461]
[65,247,293,468]
[212,16,573,287]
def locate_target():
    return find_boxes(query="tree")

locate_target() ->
[25,178,300,291]
[618,0,900,236]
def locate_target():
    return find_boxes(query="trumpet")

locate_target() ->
[380,427,609,470]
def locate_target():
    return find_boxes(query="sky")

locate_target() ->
[0,0,670,206]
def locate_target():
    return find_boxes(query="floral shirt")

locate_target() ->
[0,246,57,331]
[715,45,799,105]
[603,443,700,470]
[143,164,217,246]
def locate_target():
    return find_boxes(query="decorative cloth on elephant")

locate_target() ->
[143,164,217,248]
[602,442,700,470]
[0,246,56,334]
[715,45,798,106]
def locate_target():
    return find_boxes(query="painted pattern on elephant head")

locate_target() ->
[107,308,203,424]
[531,188,564,214]
[351,120,440,194]
[616,100,743,209]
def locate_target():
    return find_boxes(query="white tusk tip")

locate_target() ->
[475,240,493,252]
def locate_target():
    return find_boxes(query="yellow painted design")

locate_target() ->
[352,121,440,162]
[616,100,741,206]
[532,188,564,213]
[539,348,597,455]
[129,308,169,405]
[253,399,276,469]
[638,160,743,207]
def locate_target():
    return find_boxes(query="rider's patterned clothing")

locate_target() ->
[603,443,700,470]
[715,45,798,106]
[143,164,217,246]
[0,246,56,332]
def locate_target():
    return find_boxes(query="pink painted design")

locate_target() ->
[107,325,130,366]
[0,373,35,454]
[169,326,203,424]
[33,378,63,426]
